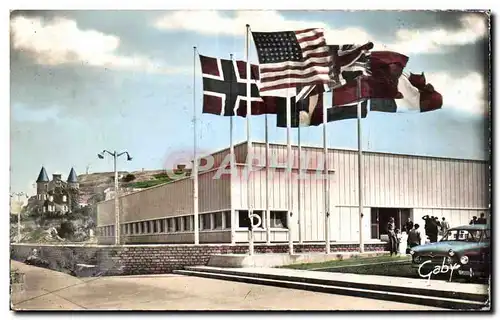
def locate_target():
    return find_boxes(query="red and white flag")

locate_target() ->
[252,28,331,96]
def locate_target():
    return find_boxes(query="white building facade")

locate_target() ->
[96,142,490,245]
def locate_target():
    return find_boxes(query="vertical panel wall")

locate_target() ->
[198,169,231,213]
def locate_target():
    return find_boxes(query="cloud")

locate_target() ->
[154,11,487,54]
[425,71,487,115]
[154,11,371,43]
[10,15,186,74]
[379,14,489,54]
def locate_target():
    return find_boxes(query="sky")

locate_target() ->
[9,9,490,196]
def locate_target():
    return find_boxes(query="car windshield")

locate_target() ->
[441,229,480,242]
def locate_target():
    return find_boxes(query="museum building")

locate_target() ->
[96,142,489,245]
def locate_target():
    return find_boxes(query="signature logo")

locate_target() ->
[418,257,461,284]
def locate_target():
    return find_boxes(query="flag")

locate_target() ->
[329,42,374,88]
[252,29,331,95]
[331,51,409,106]
[275,85,316,127]
[309,101,368,126]
[199,55,286,116]
[276,84,367,127]
[370,73,443,113]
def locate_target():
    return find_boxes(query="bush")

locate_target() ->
[57,221,75,239]
[122,173,136,182]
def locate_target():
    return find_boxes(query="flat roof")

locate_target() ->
[201,140,488,164]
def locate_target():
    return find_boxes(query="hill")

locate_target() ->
[77,169,182,203]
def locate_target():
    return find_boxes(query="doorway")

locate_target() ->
[370,208,412,239]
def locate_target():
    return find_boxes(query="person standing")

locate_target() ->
[426,217,438,243]
[407,224,422,248]
[441,217,450,235]
[387,217,397,256]
[403,218,413,233]
[477,213,487,224]
[470,216,478,225]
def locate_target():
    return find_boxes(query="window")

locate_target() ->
[182,216,189,231]
[152,220,158,233]
[224,211,231,229]
[442,229,479,242]
[271,211,288,228]
[174,217,181,232]
[214,212,223,229]
[159,220,165,233]
[483,230,490,241]
[142,221,148,234]
[202,214,211,230]
[238,210,264,229]
[189,216,194,231]
[168,218,176,232]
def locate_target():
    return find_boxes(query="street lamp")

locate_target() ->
[11,192,28,243]
[97,150,133,245]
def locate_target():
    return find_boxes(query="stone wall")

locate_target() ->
[10,242,387,276]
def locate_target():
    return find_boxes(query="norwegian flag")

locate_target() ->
[199,55,286,117]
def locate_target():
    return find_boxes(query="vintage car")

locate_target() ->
[409,224,490,278]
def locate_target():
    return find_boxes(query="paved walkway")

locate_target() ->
[10,261,442,311]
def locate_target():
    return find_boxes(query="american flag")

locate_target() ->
[252,28,331,95]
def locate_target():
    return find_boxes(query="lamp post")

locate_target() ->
[98,150,133,245]
[11,192,27,243]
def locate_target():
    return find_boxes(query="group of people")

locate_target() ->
[422,215,449,243]
[387,217,435,255]
[386,213,488,256]
[470,213,488,225]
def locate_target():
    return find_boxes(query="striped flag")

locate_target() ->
[252,28,331,96]
[371,73,443,113]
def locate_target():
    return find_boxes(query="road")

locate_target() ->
[10,260,443,311]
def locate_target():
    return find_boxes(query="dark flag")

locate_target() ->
[276,84,367,127]
[331,50,409,106]
[199,55,286,117]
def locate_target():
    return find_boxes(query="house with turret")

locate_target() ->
[32,166,79,215]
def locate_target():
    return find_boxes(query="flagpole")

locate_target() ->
[230,53,236,244]
[193,46,199,245]
[286,95,294,255]
[298,123,302,244]
[245,24,254,256]
[324,87,330,254]
[357,77,364,253]
[265,113,271,244]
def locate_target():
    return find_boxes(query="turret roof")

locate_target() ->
[36,167,49,183]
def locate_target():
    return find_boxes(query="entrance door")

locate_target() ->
[371,208,379,239]
[371,207,414,239]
